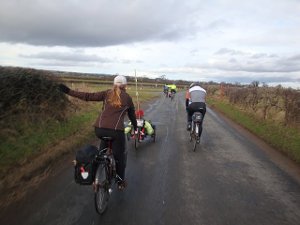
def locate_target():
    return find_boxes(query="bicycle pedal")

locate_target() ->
[72,160,77,166]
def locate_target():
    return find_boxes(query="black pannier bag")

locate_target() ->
[74,145,98,185]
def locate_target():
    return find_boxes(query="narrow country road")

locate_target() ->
[1,92,300,225]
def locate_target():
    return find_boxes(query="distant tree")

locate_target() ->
[234,82,241,87]
[251,80,260,87]
[160,75,166,80]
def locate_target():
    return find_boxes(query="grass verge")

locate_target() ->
[208,97,300,164]
[0,109,98,176]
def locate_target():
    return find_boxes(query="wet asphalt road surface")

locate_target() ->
[1,92,300,225]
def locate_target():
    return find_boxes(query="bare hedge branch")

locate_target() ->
[0,66,72,124]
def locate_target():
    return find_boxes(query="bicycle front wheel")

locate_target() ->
[94,163,110,215]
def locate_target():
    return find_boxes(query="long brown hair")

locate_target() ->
[107,85,126,108]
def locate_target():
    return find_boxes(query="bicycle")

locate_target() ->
[189,111,203,151]
[93,136,121,215]
[170,92,175,101]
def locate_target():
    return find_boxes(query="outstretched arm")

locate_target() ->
[58,83,106,101]
[59,84,70,94]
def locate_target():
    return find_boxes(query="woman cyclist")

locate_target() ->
[59,75,137,190]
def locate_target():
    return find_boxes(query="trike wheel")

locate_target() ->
[152,125,156,142]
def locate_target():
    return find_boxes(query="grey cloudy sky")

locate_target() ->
[0,0,300,88]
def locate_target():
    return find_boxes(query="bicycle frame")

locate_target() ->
[170,92,175,100]
[137,127,146,141]
[190,112,203,151]
[94,147,115,187]
[133,119,146,149]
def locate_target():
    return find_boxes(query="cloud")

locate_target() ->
[0,0,299,89]
[20,51,111,63]
[0,0,202,47]
[210,48,300,73]
[215,48,247,56]
[215,48,278,58]
[212,75,299,84]
[19,49,144,69]
[288,54,300,61]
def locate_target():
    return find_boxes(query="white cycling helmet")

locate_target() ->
[113,75,127,86]
[190,82,200,88]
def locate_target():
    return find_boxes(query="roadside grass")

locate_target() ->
[207,97,300,164]
[0,108,98,175]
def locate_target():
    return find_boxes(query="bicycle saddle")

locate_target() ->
[100,136,114,141]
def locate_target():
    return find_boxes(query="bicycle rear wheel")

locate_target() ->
[193,140,197,151]
[189,122,193,142]
[193,123,200,151]
[134,134,138,150]
[94,163,110,214]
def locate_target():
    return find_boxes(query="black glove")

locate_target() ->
[58,84,70,94]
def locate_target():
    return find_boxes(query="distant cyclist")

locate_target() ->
[169,84,177,94]
[185,82,207,133]
[59,75,137,190]
[167,84,177,98]
[163,84,169,97]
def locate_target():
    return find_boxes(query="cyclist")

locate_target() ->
[185,82,207,134]
[59,75,137,190]
[167,84,177,98]
[169,84,177,94]
[163,84,169,97]
[125,109,155,138]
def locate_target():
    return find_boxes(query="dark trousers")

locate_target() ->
[94,127,127,180]
[187,102,206,123]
